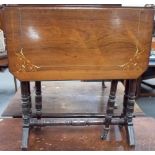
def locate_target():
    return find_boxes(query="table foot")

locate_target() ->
[126,125,136,146]
[21,127,30,151]
[101,127,110,140]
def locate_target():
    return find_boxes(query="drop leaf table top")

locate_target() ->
[1,5,154,81]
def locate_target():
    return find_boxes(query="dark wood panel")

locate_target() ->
[3,6,154,81]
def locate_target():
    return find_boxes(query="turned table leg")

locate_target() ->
[125,79,137,146]
[28,82,32,114]
[13,76,18,92]
[35,81,42,119]
[119,80,130,128]
[122,80,130,116]
[21,81,32,150]
[102,81,106,88]
[101,80,118,140]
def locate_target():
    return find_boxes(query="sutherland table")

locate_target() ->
[2,5,154,150]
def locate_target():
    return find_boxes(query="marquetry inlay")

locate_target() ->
[16,49,40,73]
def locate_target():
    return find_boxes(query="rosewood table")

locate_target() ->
[2,5,154,150]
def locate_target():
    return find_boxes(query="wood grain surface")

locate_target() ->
[3,6,154,81]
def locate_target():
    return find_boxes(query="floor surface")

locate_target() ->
[0,117,155,151]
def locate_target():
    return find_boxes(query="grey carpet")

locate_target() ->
[0,70,155,118]
[0,69,19,116]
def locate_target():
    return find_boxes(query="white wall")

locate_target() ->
[0,0,155,6]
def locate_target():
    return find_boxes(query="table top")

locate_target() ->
[2,5,154,81]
